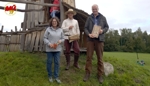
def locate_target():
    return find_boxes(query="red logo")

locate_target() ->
[4,3,17,15]
[5,4,16,11]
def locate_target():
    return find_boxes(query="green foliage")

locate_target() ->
[0,52,150,86]
[104,28,150,53]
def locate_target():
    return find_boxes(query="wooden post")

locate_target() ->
[15,26,17,32]
[11,29,14,32]
[60,0,65,55]
[0,25,4,33]
[20,3,28,52]
[60,0,64,25]
[74,0,76,7]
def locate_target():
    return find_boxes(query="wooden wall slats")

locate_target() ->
[34,31,41,51]
[0,36,6,51]
[39,29,46,51]
[29,31,37,52]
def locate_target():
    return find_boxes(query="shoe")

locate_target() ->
[55,78,61,84]
[65,63,70,70]
[73,64,80,69]
[98,76,103,84]
[73,56,80,69]
[83,73,90,82]
[65,55,70,70]
[49,77,53,83]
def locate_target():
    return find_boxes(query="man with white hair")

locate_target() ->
[83,4,109,83]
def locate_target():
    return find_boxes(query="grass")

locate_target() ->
[0,52,150,86]
[104,52,150,70]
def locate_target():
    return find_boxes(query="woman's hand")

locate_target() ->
[57,40,61,44]
[49,44,54,48]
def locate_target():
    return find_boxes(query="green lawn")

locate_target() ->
[0,52,150,86]
[104,52,150,70]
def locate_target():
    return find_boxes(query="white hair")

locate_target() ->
[92,4,99,9]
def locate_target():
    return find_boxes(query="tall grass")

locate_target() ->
[0,52,150,86]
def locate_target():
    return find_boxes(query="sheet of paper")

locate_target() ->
[92,25,101,38]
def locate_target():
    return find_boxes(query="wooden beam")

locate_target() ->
[0,25,4,33]
[20,3,28,52]
[15,26,17,32]
[62,2,89,18]
[0,6,44,12]
[76,15,86,23]
[60,0,65,25]
[35,23,49,27]
[0,0,59,7]
[11,29,14,32]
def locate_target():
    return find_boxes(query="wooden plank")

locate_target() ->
[7,36,12,51]
[42,44,46,52]
[1,36,6,51]
[0,27,46,35]
[0,0,59,7]
[79,31,82,48]
[29,31,37,52]
[73,0,76,7]
[24,34,29,51]
[0,6,44,12]
[14,35,17,51]
[20,4,28,52]
[83,32,87,48]
[34,2,39,26]
[0,36,3,51]
[9,35,16,51]
[31,4,35,28]
[34,31,41,51]
[13,35,17,51]
[39,30,45,51]
[8,35,12,51]
[15,26,17,32]
[38,0,44,23]
[60,0,65,25]
[15,35,20,51]
[62,2,89,18]
[26,33,32,51]
[70,0,75,7]
[0,25,3,33]
[20,34,26,51]
[62,0,75,7]
[5,36,9,52]
[39,29,46,51]
[27,4,31,28]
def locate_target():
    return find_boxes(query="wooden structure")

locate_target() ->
[0,0,89,52]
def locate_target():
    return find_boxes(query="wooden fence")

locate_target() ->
[0,27,46,52]
[24,28,46,52]
[0,26,87,52]
[0,34,21,52]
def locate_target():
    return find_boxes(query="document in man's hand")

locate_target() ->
[92,25,101,38]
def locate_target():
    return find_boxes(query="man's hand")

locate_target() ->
[69,25,74,29]
[89,34,95,38]
[49,44,54,48]
[99,30,103,34]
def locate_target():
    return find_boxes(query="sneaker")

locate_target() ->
[55,78,61,84]
[49,77,53,83]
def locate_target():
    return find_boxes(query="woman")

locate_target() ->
[43,17,64,83]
